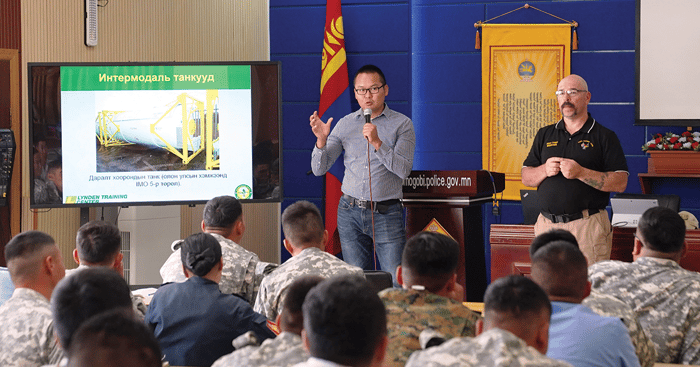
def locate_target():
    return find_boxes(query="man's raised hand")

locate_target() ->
[310,111,332,149]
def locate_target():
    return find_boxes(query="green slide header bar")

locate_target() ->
[61,65,251,91]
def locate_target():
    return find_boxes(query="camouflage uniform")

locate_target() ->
[379,287,481,367]
[583,290,656,367]
[211,331,309,367]
[65,265,147,318]
[0,288,65,367]
[255,261,279,300]
[254,247,364,320]
[589,257,700,364]
[160,233,259,304]
[405,328,573,367]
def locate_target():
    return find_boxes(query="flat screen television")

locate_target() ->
[29,62,282,208]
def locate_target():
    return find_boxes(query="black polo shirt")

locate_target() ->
[523,114,628,215]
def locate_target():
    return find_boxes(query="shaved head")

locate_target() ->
[5,231,61,284]
[558,74,588,91]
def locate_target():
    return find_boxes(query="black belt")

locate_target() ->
[541,209,600,224]
[342,194,401,213]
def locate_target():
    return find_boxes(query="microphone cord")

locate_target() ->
[366,122,377,271]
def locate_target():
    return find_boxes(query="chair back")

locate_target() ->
[364,270,393,293]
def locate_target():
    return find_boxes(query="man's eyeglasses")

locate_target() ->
[555,89,587,97]
[354,84,385,95]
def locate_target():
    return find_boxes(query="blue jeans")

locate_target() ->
[337,195,406,287]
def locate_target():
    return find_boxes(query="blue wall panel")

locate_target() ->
[282,150,324,198]
[413,54,482,103]
[412,4,485,54]
[276,55,322,102]
[485,1,635,51]
[573,52,635,103]
[496,202,526,225]
[271,0,324,5]
[270,7,325,54]
[587,104,640,156]
[342,5,410,53]
[414,0,491,4]
[413,103,482,153]
[271,3,411,54]
[282,104,319,150]
[625,156,648,194]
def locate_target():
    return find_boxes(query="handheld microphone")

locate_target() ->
[363,108,372,124]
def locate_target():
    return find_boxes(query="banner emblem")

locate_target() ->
[518,60,536,81]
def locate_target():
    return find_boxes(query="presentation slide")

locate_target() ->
[58,64,254,205]
[637,0,700,125]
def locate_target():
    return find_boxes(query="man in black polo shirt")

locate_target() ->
[522,74,628,265]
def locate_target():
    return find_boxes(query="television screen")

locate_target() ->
[29,62,282,208]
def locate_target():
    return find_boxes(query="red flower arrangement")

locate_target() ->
[642,131,700,152]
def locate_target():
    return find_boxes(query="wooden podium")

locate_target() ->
[403,170,505,302]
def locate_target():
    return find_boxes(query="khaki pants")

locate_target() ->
[534,209,613,266]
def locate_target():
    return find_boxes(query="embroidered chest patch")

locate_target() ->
[578,140,593,150]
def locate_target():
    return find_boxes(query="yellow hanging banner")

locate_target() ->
[481,24,571,201]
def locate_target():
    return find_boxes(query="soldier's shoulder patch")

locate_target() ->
[267,319,280,335]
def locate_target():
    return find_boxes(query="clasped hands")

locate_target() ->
[544,157,583,179]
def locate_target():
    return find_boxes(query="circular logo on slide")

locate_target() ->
[235,184,252,199]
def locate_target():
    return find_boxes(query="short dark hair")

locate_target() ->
[484,275,551,320]
[303,275,386,365]
[281,201,325,247]
[531,240,588,299]
[67,309,161,367]
[5,230,56,262]
[354,64,386,86]
[51,267,133,351]
[180,233,222,277]
[47,157,62,172]
[529,229,579,258]
[401,232,459,292]
[76,221,121,265]
[203,196,243,229]
[279,275,324,334]
[637,206,686,253]
[5,231,56,281]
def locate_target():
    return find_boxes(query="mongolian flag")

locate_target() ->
[319,0,351,255]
